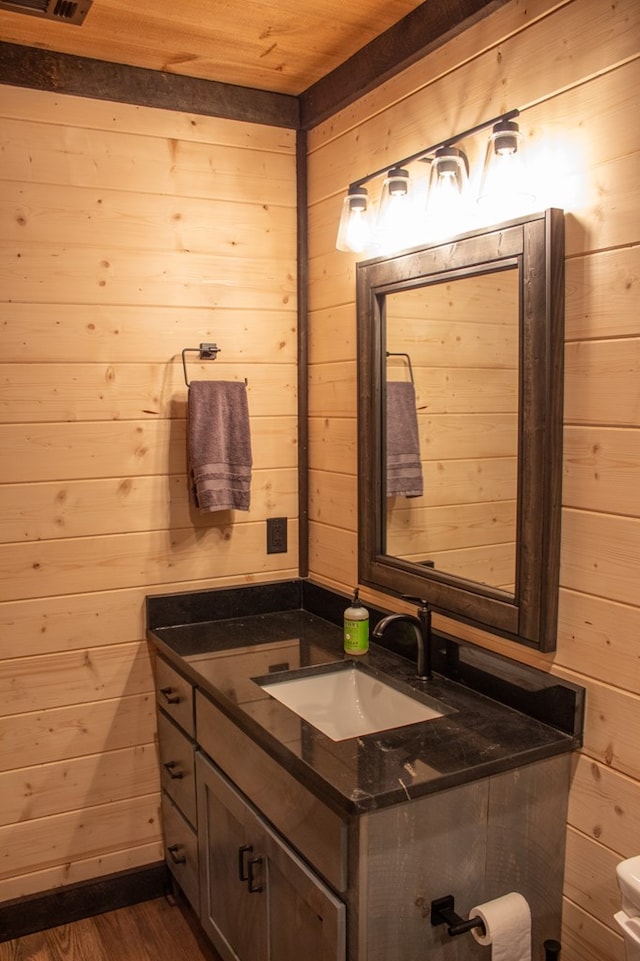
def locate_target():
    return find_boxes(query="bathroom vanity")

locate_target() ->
[147,579,583,961]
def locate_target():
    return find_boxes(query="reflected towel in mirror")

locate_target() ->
[386,381,423,498]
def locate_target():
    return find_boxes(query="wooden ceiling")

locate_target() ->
[0,0,507,127]
[0,0,427,96]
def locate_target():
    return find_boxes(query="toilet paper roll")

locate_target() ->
[469,892,531,961]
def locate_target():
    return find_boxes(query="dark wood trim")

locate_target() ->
[296,129,309,577]
[299,0,509,128]
[356,210,565,651]
[0,41,299,129]
[0,861,169,942]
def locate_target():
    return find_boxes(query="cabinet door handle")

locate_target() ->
[167,844,186,865]
[238,844,253,881]
[247,856,264,894]
[163,760,184,779]
[160,686,180,704]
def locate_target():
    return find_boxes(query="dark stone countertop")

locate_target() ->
[147,581,584,818]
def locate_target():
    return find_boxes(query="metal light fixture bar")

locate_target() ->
[349,108,520,191]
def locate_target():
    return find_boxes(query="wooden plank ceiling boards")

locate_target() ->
[0,0,508,127]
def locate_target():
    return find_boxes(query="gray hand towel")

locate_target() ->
[386,381,424,498]
[188,381,252,512]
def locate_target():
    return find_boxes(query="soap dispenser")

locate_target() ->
[343,588,369,655]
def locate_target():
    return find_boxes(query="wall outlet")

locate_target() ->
[266,517,288,554]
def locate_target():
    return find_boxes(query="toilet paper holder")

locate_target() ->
[430,895,486,937]
[430,895,562,959]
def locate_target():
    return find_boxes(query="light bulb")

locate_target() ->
[376,167,414,253]
[425,146,469,238]
[336,186,374,253]
[477,119,535,222]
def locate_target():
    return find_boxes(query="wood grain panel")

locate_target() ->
[0,118,296,204]
[563,426,640,517]
[386,500,517,554]
[308,524,357,589]
[564,340,640,428]
[0,522,298,602]
[397,542,515,589]
[559,669,640,781]
[555,589,640,696]
[0,695,156,772]
[0,841,163,904]
[307,415,357,474]
[0,417,298,483]
[0,794,161,881]
[0,245,296,310]
[560,509,640,607]
[308,361,357,417]
[0,363,296,422]
[0,575,291,662]
[308,304,357,364]
[565,246,640,341]
[308,469,357,529]
[0,744,160,827]
[0,641,153,717]
[564,826,623,929]
[561,898,624,961]
[1,181,296,256]
[0,469,297,543]
[0,304,297,364]
[568,755,640,858]
[0,84,297,150]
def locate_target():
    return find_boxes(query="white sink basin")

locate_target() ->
[259,663,447,741]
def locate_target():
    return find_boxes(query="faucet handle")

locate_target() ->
[401,594,430,611]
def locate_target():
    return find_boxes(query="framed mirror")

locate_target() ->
[357,209,564,651]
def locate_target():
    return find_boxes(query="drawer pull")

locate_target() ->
[247,856,264,894]
[160,686,180,705]
[163,760,184,780]
[238,844,253,881]
[167,844,186,865]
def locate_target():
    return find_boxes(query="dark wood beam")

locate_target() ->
[299,0,510,129]
[0,41,299,129]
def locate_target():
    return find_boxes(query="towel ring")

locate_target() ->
[182,343,221,387]
[386,351,414,384]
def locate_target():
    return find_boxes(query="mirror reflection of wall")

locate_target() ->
[384,267,519,593]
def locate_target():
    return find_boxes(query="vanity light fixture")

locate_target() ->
[336,185,374,253]
[477,117,534,220]
[376,166,413,253]
[335,108,534,254]
[425,145,469,239]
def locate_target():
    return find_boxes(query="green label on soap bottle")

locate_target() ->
[344,617,369,654]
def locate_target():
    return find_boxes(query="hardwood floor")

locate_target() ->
[0,896,223,961]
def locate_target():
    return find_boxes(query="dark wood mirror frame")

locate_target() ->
[357,209,565,651]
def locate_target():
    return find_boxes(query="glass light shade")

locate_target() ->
[425,146,469,238]
[477,119,535,220]
[336,185,374,253]
[376,166,413,253]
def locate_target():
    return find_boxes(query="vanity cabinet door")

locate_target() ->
[198,752,267,961]
[197,752,345,961]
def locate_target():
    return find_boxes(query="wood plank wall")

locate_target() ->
[306,0,640,958]
[0,87,298,900]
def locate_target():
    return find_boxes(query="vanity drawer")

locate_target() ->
[157,710,197,828]
[156,657,194,736]
[161,792,199,913]
[196,690,347,892]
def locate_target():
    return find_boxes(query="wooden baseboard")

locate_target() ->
[0,861,169,943]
